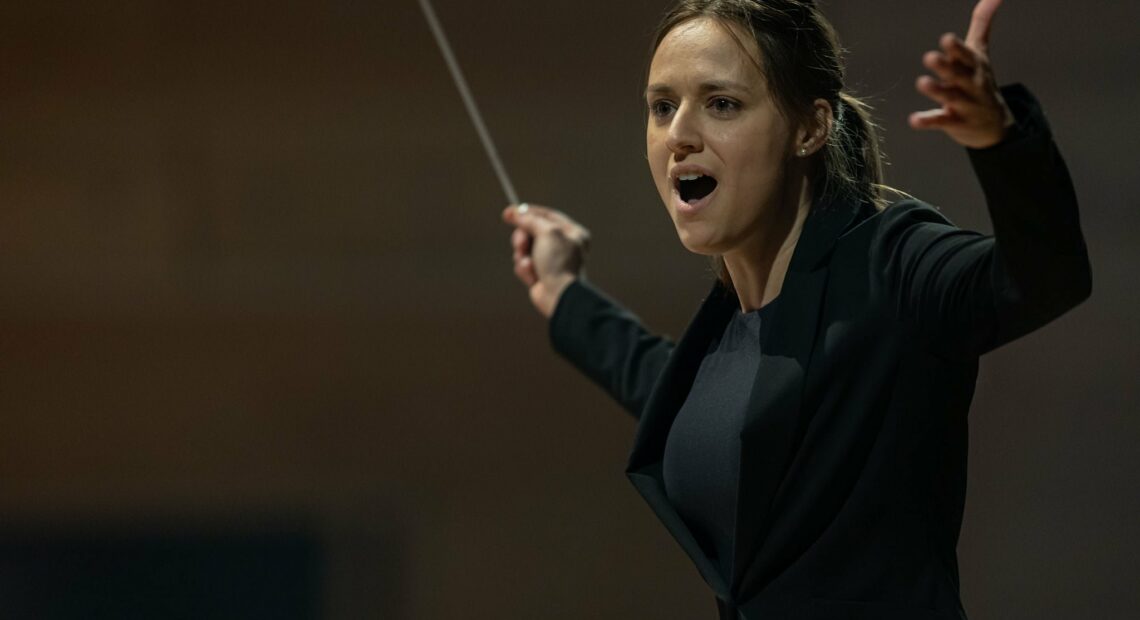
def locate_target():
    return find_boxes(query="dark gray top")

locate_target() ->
[662,298,778,581]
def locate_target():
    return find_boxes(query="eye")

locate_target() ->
[709,97,740,116]
[648,99,676,119]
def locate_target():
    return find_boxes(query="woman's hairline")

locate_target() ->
[647,14,815,129]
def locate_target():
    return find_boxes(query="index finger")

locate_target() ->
[966,0,1003,51]
[502,204,556,237]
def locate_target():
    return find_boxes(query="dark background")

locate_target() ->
[1,0,1136,618]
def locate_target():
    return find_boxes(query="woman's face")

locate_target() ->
[646,17,797,256]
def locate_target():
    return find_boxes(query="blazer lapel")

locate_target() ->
[623,199,864,602]
[625,280,737,597]
[732,199,864,599]
[730,269,825,593]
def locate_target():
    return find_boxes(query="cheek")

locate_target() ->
[722,134,787,202]
[646,133,670,193]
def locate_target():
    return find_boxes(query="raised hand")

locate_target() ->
[501,204,591,318]
[909,0,1015,149]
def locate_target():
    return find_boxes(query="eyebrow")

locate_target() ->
[644,80,754,98]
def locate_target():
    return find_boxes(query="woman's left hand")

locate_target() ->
[909,0,1015,149]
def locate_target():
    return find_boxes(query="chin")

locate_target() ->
[674,225,720,256]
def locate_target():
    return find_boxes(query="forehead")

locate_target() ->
[648,17,765,87]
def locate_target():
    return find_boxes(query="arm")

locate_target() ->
[879,85,1091,356]
[889,0,1091,356]
[548,279,674,420]
[500,205,673,420]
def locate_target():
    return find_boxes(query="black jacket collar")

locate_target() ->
[624,195,869,601]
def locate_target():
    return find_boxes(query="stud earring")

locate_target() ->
[798,147,807,157]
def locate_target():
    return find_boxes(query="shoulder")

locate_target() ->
[875,198,954,230]
[834,198,958,254]
[826,198,984,294]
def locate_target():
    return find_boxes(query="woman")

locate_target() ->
[501,1,1090,618]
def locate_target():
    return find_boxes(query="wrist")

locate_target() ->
[538,273,579,319]
[548,274,579,311]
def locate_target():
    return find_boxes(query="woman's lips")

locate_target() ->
[673,184,717,216]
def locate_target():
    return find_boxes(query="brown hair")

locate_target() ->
[650,0,891,287]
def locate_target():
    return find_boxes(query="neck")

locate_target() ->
[722,173,813,313]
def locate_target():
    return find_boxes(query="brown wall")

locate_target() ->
[1,1,1137,617]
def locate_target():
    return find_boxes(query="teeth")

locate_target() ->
[678,174,703,181]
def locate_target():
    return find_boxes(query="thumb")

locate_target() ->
[501,203,553,237]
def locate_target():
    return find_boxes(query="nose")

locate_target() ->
[665,103,702,157]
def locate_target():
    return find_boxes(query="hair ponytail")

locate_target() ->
[817,92,888,211]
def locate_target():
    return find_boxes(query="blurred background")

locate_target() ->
[1,0,1136,617]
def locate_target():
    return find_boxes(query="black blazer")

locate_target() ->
[548,85,1091,620]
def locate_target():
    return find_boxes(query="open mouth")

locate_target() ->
[677,173,718,204]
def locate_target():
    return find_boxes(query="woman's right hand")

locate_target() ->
[501,204,591,318]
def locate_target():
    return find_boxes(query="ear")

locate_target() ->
[795,98,834,158]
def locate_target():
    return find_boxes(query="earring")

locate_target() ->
[798,147,807,157]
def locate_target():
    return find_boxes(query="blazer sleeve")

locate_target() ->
[548,279,675,420]
[875,84,1092,358]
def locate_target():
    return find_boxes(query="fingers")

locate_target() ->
[501,203,552,229]
[939,34,978,70]
[909,0,1008,147]
[511,227,531,260]
[501,203,590,246]
[916,32,992,114]
[501,203,549,224]
[502,203,557,238]
[908,108,962,130]
[502,203,590,295]
[922,36,982,89]
[514,255,538,287]
[503,202,584,229]
[914,64,981,121]
[502,205,537,287]
[915,77,955,109]
[966,0,1003,52]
